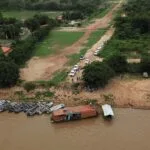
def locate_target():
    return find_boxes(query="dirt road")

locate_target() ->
[20,1,122,81]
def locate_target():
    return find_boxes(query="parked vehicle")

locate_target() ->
[94,51,98,56]
[73,64,79,71]
[51,105,98,122]
[97,46,102,50]
[80,55,85,60]
[85,59,90,64]
[69,72,75,77]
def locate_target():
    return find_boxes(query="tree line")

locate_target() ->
[0,0,104,11]
[115,0,150,39]
[0,13,59,87]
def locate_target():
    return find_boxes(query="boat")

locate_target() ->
[51,105,98,123]
[101,104,114,118]
[50,104,65,113]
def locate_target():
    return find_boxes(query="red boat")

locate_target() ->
[51,105,98,122]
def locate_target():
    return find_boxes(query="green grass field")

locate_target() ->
[98,35,150,59]
[33,31,84,57]
[2,11,62,20]
[68,29,106,65]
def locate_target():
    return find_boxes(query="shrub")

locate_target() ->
[105,53,128,74]
[0,61,19,87]
[127,63,141,74]
[83,61,115,88]
[23,82,36,92]
[140,55,150,74]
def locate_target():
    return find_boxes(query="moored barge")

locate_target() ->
[51,105,98,122]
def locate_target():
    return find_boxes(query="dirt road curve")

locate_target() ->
[20,1,122,81]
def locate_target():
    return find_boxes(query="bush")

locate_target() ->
[127,63,141,74]
[140,55,150,74]
[105,53,128,74]
[0,61,19,87]
[83,61,115,88]
[23,82,36,92]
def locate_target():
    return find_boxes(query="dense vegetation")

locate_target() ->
[0,61,19,87]
[0,13,59,87]
[83,0,150,88]
[98,0,150,72]
[0,14,22,40]
[0,0,106,11]
[0,0,111,21]
[83,62,115,88]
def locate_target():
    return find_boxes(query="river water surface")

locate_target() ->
[0,108,150,150]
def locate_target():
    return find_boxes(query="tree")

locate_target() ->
[105,53,128,74]
[34,14,49,25]
[83,62,115,88]
[0,61,19,87]
[24,18,40,32]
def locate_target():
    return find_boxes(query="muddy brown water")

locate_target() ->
[0,108,150,150]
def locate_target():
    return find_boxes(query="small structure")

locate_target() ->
[102,104,114,118]
[56,15,63,21]
[1,46,11,54]
[51,105,98,122]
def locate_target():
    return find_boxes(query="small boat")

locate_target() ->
[50,104,65,113]
[51,105,98,123]
[101,104,114,118]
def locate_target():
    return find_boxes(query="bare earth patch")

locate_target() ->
[53,78,150,109]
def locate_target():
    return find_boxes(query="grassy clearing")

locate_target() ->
[50,69,68,85]
[98,36,150,59]
[35,69,68,87]
[2,11,62,20]
[33,31,84,57]
[68,29,106,66]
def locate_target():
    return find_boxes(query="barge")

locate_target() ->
[51,105,98,122]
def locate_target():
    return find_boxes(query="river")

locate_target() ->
[0,108,150,150]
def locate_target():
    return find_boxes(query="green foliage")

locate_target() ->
[105,52,128,74]
[83,61,115,88]
[127,63,141,74]
[50,70,68,85]
[68,29,106,66]
[9,36,36,65]
[0,61,19,87]
[35,91,54,98]
[33,31,84,57]
[99,36,150,58]
[0,16,22,40]
[63,11,84,20]
[23,82,36,92]
[24,17,40,32]
[140,55,150,74]
[115,0,150,39]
